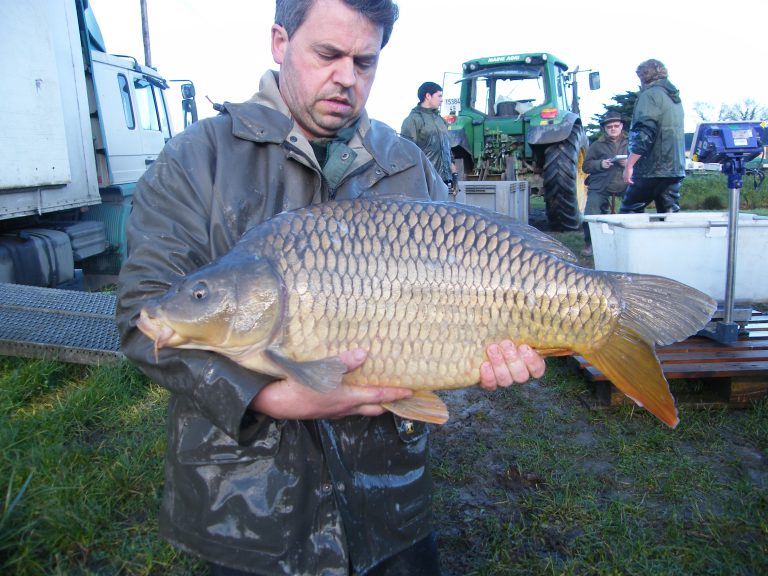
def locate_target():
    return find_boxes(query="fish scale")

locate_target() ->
[263,202,620,387]
[138,199,717,426]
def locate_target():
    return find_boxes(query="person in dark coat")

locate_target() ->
[581,111,629,256]
[400,81,455,189]
[621,59,686,213]
[116,1,546,575]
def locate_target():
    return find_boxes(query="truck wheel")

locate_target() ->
[542,125,588,231]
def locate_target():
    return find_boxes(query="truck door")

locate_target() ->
[90,52,167,186]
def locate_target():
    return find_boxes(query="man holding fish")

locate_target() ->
[117,0,545,574]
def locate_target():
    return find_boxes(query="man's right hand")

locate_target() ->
[249,349,414,420]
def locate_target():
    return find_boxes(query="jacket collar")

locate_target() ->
[641,78,681,104]
[223,70,418,176]
[411,104,439,115]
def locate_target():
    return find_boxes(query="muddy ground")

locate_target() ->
[430,379,573,575]
[428,356,767,575]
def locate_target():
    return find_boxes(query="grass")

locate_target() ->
[681,170,768,213]
[0,358,205,575]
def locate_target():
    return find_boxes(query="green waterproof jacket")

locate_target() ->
[400,105,453,182]
[117,70,448,576]
[628,79,686,178]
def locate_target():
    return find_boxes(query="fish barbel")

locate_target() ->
[137,199,716,426]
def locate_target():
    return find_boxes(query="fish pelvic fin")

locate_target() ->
[264,349,345,393]
[382,390,449,425]
[611,273,717,346]
[583,324,679,428]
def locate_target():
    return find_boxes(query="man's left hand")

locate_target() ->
[479,341,545,391]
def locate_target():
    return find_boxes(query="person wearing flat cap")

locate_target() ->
[580,110,628,256]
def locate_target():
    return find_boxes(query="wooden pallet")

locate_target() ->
[572,311,768,407]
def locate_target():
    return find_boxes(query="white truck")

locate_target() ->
[0,0,196,289]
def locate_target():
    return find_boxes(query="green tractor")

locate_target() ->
[445,53,600,230]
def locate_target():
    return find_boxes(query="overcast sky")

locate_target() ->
[88,0,767,135]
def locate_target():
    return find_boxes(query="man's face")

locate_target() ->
[271,0,383,139]
[423,91,443,110]
[603,121,623,141]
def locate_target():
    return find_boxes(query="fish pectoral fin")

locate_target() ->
[382,390,449,425]
[263,349,345,393]
[583,325,679,428]
[532,347,573,358]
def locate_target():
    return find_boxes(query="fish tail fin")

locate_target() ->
[582,273,716,428]
[582,325,678,428]
[382,390,449,425]
[611,273,717,347]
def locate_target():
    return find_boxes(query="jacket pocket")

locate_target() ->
[175,414,284,465]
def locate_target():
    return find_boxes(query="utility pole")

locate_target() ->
[140,0,152,68]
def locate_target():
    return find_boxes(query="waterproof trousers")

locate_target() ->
[208,533,441,576]
[619,176,683,214]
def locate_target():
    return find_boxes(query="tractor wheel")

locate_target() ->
[542,124,588,231]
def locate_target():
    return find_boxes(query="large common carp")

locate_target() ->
[137,199,716,427]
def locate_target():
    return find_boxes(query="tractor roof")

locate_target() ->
[461,53,569,74]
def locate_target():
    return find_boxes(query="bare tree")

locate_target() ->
[693,98,768,122]
[719,98,768,121]
[692,101,717,121]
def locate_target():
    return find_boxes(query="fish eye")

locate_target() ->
[191,282,209,301]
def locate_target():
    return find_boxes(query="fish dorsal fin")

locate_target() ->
[582,324,679,428]
[264,349,346,393]
[382,390,449,425]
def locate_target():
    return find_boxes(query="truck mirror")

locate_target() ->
[181,82,196,99]
[589,72,600,91]
[182,98,198,127]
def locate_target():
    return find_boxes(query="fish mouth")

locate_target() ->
[137,308,178,360]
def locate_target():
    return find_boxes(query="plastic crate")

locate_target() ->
[584,211,768,303]
[455,180,528,224]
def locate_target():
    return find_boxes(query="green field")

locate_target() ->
[679,170,768,213]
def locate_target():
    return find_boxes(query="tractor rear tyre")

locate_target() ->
[542,124,588,231]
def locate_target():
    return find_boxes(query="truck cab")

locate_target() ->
[0,0,196,288]
[90,51,172,188]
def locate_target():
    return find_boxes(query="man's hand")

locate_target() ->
[623,152,642,184]
[479,341,545,391]
[623,164,634,184]
[250,349,413,420]
[251,341,546,419]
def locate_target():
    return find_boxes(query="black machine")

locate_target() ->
[690,121,765,343]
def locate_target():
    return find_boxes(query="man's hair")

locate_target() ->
[636,59,668,85]
[275,0,399,48]
[417,81,442,103]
